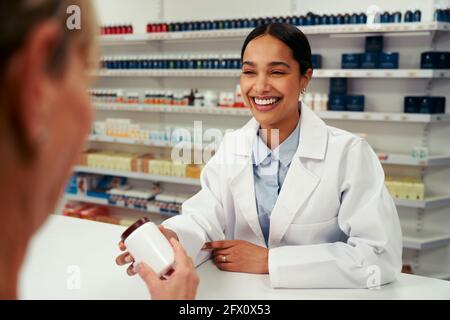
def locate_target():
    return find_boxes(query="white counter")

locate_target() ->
[18,215,450,299]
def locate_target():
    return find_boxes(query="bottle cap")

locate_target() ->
[121,217,150,241]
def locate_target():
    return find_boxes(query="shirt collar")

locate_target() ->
[252,119,301,167]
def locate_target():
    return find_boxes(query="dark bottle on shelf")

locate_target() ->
[313,14,321,25]
[343,13,351,24]
[329,15,337,24]
[413,10,421,22]
[392,12,402,23]
[358,13,367,24]
[350,13,358,24]
[404,10,413,22]
[188,89,195,106]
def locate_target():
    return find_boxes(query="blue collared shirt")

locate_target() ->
[252,120,301,246]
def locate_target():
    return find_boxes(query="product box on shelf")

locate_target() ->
[346,95,365,112]
[365,36,384,53]
[328,94,347,111]
[360,52,380,69]
[404,96,446,114]
[329,78,347,95]
[420,52,450,69]
[341,53,361,69]
[311,54,322,69]
[379,52,399,69]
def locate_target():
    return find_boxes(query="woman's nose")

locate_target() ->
[253,75,270,94]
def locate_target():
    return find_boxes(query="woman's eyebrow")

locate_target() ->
[242,61,256,67]
[242,61,291,68]
[268,61,291,68]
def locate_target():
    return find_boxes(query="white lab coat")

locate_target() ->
[163,104,403,288]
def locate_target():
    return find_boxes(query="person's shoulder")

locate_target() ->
[326,125,366,151]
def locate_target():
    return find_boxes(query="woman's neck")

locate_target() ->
[260,107,300,150]
[0,151,32,299]
[0,202,29,300]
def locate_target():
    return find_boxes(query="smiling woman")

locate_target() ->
[240,23,313,148]
[154,23,403,289]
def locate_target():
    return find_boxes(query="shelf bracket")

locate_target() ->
[421,123,431,150]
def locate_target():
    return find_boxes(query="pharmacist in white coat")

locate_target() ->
[119,23,403,290]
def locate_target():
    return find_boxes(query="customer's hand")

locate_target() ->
[203,240,269,274]
[136,238,199,300]
[115,225,178,276]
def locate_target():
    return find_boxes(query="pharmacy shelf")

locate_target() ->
[393,195,450,209]
[94,69,450,79]
[94,102,252,116]
[313,69,450,78]
[95,69,241,77]
[63,194,177,217]
[73,166,201,186]
[378,154,450,167]
[315,111,450,123]
[88,132,450,168]
[99,22,450,45]
[94,103,450,123]
[89,134,173,148]
[402,229,450,250]
[87,135,209,150]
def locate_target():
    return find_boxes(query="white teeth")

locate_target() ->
[254,97,279,105]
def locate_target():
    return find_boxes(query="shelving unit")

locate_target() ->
[74,0,450,280]
[73,165,201,186]
[64,194,177,217]
[95,68,450,79]
[98,22,450,45]
[94,102,450,123]
[403,230,450,251]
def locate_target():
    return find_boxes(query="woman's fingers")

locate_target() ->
[127,264,138,276]
[169,238,191,266]
[116,252,133,266]
[136,262,160,286]
[213,254,231,264]
[118,241,126,251]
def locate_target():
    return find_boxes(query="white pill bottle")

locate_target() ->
[121,217,175,277]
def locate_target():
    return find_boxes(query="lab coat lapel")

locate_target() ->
[268,157,320,246]
[229,118,266,245]
[268,104,327,247]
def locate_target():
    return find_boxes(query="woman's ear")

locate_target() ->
[7,21,61,156]
[300,68,313,92]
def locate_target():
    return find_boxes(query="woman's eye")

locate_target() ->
[242,70,255,75]
[271,71,286,75]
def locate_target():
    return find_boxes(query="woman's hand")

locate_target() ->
[136,238,199,300]
[203,240,269,274]
[115,225,178,276]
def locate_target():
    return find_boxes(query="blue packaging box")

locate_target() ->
[365,36,384,53]
[342,53,361,69]
[419,97,434,114]
[404,96,421,113]
[380,52,399,69]
[346,95,365,112]
[312,54,322,69]
[360,52,379,69]
[432,97,446,113]
[328,94,347,111]
[421,52,450,69]
[404,96,446,114]
[329,78,347,95]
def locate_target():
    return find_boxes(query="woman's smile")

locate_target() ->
[250,95,283,112]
